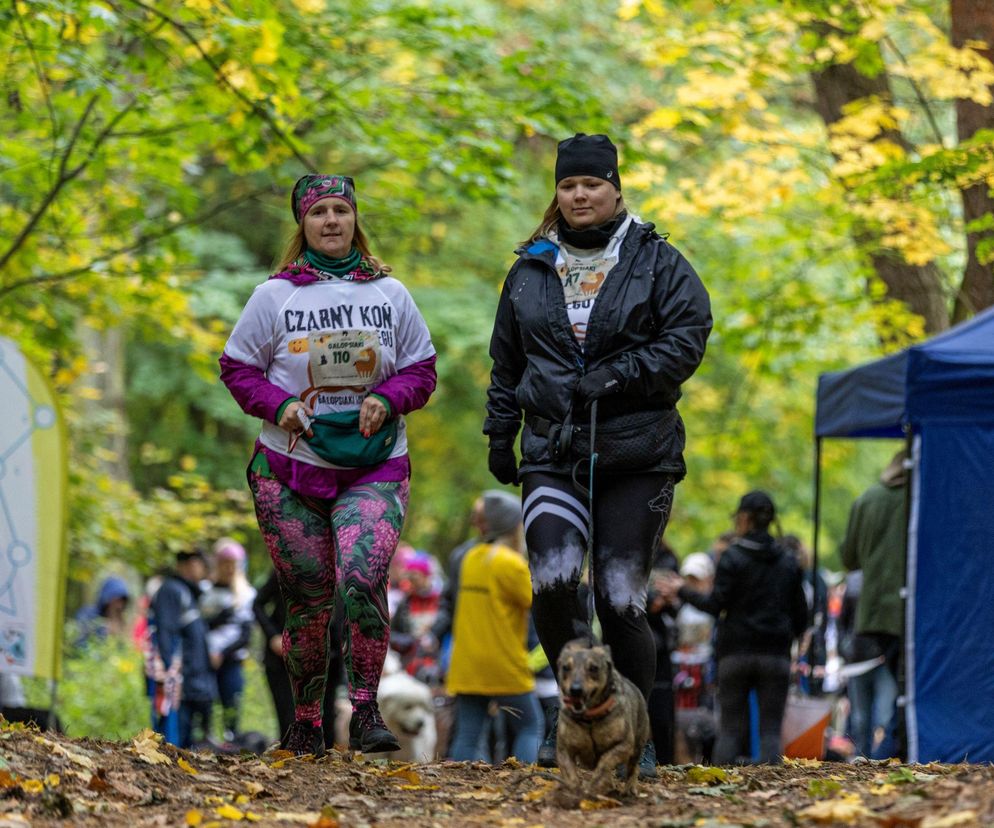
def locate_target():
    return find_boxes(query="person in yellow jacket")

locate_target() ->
[446,509,543,763]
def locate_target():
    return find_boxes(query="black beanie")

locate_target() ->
[555,133,621,189]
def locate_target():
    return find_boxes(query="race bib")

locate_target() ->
[308,330,382,388]
[559,260,608,305]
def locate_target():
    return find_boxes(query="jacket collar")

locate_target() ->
[514,220,657,267]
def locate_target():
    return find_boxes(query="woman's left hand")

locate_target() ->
[359,395,388,437]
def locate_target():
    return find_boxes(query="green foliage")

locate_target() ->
[24,638,147,741]
[23,635,278,743]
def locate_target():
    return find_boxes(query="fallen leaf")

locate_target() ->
[455,790,503,800]
[921,813,978,828]
[19,779,43,794]
[386,767,421,785]
[177,758,198,776]
[131,730,171,765]
[870,783,897,796]
[85,770,109,792]
[44,773,59,788]
[522,781,556,802]
[750,789,779,800]
[50,743,96,769]
[785,757,822,768]
[686,765,729,785]
[186,810,203,827]
[243,781,265,796]
[579,796,621,810]
[215,803,245,820]
[398,784,439,791]
[0,770,16,789]
[808,778,842,798]
[110,778,147,800]
[799,794,872,823]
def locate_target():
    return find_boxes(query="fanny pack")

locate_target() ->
[304,411,398,467]
[529,409,676,471]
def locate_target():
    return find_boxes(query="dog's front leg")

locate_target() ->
[620,751,639,796]
[588,742,633,795]
[557,749,582,793]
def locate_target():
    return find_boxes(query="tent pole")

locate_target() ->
[46,679,58,732]
[811,436,823,628]
[896,425,914,760]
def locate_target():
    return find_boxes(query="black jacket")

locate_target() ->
[679,533,808,661]
[485,220,711,477]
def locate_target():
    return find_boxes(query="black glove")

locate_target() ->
[488,441,518,486]
[576,367,622,407]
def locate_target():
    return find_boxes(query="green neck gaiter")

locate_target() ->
[304,246,362,277]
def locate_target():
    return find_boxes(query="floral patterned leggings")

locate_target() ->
[250,470,409,727]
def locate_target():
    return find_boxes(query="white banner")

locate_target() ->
[0,338,67,679]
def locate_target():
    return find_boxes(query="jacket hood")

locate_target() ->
[97,576,131,613]
[736,532,782,561]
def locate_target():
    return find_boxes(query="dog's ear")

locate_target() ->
[601,644,612,661]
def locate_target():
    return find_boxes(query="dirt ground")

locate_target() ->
[0,722,991,827]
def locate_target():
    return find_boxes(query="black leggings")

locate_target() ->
[713,653,791,765]
[522,471,675,700]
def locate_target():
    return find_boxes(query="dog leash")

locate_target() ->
[585,399,598,632]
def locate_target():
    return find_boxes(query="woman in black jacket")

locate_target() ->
[484,133,712,774]
[666,491,808,765]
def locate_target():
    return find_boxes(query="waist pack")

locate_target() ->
[530,409,679,471]
[304,411,398,467]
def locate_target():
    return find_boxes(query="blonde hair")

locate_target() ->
[274,216,390,274]
[520,191,627,247]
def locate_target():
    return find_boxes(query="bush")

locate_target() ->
[22,636,278,744]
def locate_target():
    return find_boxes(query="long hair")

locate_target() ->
[274,217,389,273]
[519,192,627,247]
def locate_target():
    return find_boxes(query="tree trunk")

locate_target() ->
[78,325,131,483]
[951,0,994,322]
[810,50,950,333]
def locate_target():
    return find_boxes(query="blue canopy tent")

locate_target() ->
[814,306,994,763]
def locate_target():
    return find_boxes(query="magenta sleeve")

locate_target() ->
[369,354,438,416]
[219,352,296,424]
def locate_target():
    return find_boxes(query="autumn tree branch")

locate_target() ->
[120,0,317,173]
[0,186,277,299]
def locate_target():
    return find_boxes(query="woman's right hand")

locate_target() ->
[279,400,314,436]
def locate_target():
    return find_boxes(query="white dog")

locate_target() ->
[369,670,438,762]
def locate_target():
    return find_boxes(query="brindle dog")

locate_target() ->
[555,638,650,798]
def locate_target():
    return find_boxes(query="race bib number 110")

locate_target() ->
[308,329,381,388]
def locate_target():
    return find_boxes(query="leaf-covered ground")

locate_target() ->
[0,724,990,827]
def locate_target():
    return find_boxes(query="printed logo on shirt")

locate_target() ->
[283,303,394,335]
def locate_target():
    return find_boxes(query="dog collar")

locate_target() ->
[562,694,617,723]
